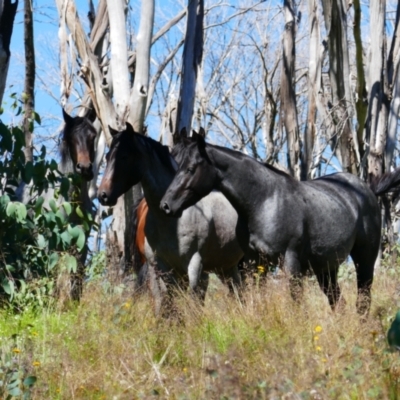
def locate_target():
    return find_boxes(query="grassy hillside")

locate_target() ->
[1,262,400,399]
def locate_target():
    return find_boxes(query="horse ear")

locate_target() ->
[198,127,206,138]
[108,125,119,136]
[86,107,97,123]
[62,108,74,125]
[126,122,135,135]
[180,127,188,138]
[194,131,206,153]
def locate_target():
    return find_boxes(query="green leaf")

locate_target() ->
[6,202,16,217]
[49,198,57,213]
[65,255,77,274]
[7,386,22,396]
[2,278,14,296]
[23,375,37,387]
[55,210,66,225]
[60,231,71,246]
[34,196,44,210]
[76,230,86,252]
[76,205,84,219]
[33,111,41,125]
[48,253,59,271]
[67,225,81,239]
[16,203,27,221]
[37,234,46,249]
[62,202,72,216]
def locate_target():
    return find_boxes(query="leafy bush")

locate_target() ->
[0,117,93,307]
[0,335,37,399]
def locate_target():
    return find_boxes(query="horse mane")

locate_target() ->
[137,133,176,174]
[212,143,293,179]
[59,134,74,174]
[262,162,293,179]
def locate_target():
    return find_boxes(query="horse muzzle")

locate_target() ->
[98,191,116,207]
[160,201,183,218]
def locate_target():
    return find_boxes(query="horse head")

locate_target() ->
[62,108,97,181]
[161,128,217,217]
[98,123,142,206]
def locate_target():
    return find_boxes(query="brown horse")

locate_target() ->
[62,109,149,288]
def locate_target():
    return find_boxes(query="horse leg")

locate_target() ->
[284,249,304,302]
[148,256,178,318]
[187,252,208,304]
[315,268,343,310]
[350,247,376,316]
[218,265,244,300]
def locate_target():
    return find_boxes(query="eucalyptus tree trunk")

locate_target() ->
[23,0,35,164]
[280,0,300,179]
[320,0,357,175]
[174,0,204,142]
[0,0,18,106]
[55,0,116,141]
[352,0,368,165]
[108,0,154,278]
[301,0,320,180]
[366,0,387,182]
[385,1,400,170]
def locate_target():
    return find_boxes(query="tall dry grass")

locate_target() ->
[2,264,400,399]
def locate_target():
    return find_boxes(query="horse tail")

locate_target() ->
[370,168,400,196]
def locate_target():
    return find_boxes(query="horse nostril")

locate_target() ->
[162,202,171,214]
[100,191,108,203]
[76,163,82,171]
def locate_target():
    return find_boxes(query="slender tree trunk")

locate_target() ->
[321,0,357,174]
[301,0,320,180]
[385,1,400,169]
[23,0,35,163]
[280,0,300,179]
[0,0,18,106]
[366,0,387,182]
[352,0,367,165]
[174,0,204,142]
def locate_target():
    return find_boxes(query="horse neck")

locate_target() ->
[133,134,175,209]
[209,146,278,217]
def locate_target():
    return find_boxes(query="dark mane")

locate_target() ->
[262,163,293,179]
[139,134,176,173]
[212,143,293,179]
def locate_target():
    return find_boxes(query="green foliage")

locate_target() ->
[0,335,37,399]
[0,117,94,308]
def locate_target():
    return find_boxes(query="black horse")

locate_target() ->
[160,132,400,314]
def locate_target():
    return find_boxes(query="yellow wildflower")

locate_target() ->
[314,325,322,333]
[314,335,319,341]
[12,348,21,354]
[257,265,265,274]
[183,367,188,373]
[124,302,131,309]
[315,346,322,352]
[321,358,328,363]
[32,361,41,367]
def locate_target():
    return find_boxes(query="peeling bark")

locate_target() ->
[280,0,300,179]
